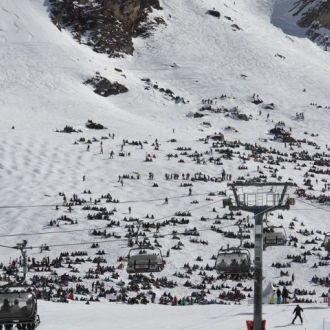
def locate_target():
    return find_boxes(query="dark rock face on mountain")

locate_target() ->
[291,0,330,47]
[48,0,164,57]
[84,74,128,97]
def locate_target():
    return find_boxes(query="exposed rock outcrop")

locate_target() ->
[84,74,128,97]
[48,0,164,57]
[291,0,330,47]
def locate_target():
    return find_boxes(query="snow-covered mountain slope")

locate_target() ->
[0,0,330,328]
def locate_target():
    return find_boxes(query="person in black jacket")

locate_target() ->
[282,286,289,303]
[292,305,303,324]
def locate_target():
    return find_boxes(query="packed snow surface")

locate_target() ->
[37,302,330,330]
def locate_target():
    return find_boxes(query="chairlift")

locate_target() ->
[0,290,40,329]
[263,225,287,247]
[324,233,330,253]
[215,248,251,274]
[127,246,165,274]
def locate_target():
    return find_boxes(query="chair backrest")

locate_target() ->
[216,251,250,274]
[0,293,35,320]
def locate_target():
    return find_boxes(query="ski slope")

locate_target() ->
[37,301,330,330]
[0,0,329,328]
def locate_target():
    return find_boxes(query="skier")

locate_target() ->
[292,305,303,324]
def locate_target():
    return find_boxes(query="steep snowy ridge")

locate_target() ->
[0,1,330,329]
[272,0,330,47]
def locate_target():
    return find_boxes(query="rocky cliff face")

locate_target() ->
[291,0,330,47]
[48,0,164,57]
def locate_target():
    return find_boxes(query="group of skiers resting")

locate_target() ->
[276,286,290,304]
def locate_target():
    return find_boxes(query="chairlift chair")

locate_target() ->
[263,226,287,247]
[215,248,251,274]
[324,233,330,253]
[127,246,165,274]
[0,291,40,329]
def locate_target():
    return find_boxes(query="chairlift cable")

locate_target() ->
[0,223,238,251]
[0,226,110,238]
[295,197,330,213]
[0,190,221,210]
[0,198,225,239]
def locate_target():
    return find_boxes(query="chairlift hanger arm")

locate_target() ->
[230,185,241,209]
[278,183,289,205]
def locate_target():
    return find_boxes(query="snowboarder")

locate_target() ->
[292,305,303,324]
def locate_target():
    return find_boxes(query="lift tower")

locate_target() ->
[228,182,294,330]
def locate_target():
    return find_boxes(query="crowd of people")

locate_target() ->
[1,113,330,310]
